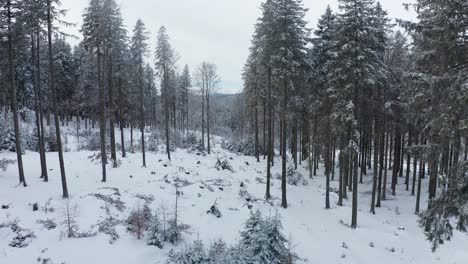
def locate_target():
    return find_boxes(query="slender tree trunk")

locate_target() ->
[47,0,68,196]
[201,88,205,150]
[428,152,438,204]
[7,0,26,187]
[405,129,412,190]
[382,127,389,200]
[97,49,107,182]
[391,125,401,195]
[263,97,266,159]
[31,34,47,180]
[351,150,358,228]
[281,80,288,209]
[325,116,331,209]
[164,69,171,161]
[36,31,48,181]
[338,147,344,206]
[207,94,211,155]
[265,68,272,199]
[130,121,134,150]
[415,158,423,213]
[118,65,126,158]
[139,64,146,167]
[271,108,275,166]
[411,133,419,196]
[370,114,379,214]
[464,137,467,161]
[376,123,385,207]
[108,53,117,168]
[254,79,259,162]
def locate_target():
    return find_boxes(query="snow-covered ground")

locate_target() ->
[1,129,467,264]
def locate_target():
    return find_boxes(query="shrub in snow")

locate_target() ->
[182,132,202,150]
[239,210,289,264]
[167,239,206,264]
[0,115,16,152]
[90,193,125,212]
[98,203,121,243]
[0,158,15,171]
[78,129,102,151]
[147,130,162,152]
[36,219,57,230]
[1,219,36,248]
[45,125,59,152]
[215,157,234,172]
[206,239,229,262]
[126,203,151,240]
[221,136,264,156]
[287,166,308,186]
[165,211,294,263]
[418,161,468,251]
[206,203,222,218]
[146,211,163,248]
[59,199,79,238]
[166,218,186,244]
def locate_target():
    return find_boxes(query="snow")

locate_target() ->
[1,128,467,264]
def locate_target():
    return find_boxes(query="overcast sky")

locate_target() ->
[59,0,416,94]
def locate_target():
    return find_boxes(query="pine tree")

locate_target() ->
[130,18,149,167]
[311,5,336,209]
[47,0,68,196]
[155,26,176,161]
[82,0,108,182]
[328,0,388,227]
[146,209,163,248]
[2,0,26,187]
[270,0,310,209]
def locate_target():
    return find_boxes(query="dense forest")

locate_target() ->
[0,0,467,262]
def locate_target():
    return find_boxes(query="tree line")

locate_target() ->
[0,0,220,195]
[241,0,467,248]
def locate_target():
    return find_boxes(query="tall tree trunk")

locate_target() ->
[118,65,126,158]
[139,64,146,167]
[376,122,385,207]
[325,116,331,209]
[370,114,379,214]
[31,34,47,180]
[47,0,68,196]
[411,133,419,196]
[207,94,211,155]
[415,158,423,213]
[391,125,401,195]
[36,31,48,181]
[7,0,26,187]
[265,67,272,199]
[351,150,358,228]
[254,80,259,162]
[281,80,288,209]
[164,69,171,161]
[130,121,134,150]
[201,89,205,150]
[108,53,117,168]
[382,128,389,200]
[338,147,344,206]
[97,49,107,182]
[428,152,438,204]
[405,129,412,190]
[263,97,266,159]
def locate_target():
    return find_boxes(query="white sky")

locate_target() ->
[59,0,416,94]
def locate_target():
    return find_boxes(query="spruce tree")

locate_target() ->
[130,19,149,167]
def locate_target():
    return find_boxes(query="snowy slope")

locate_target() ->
[1,131,467,264]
